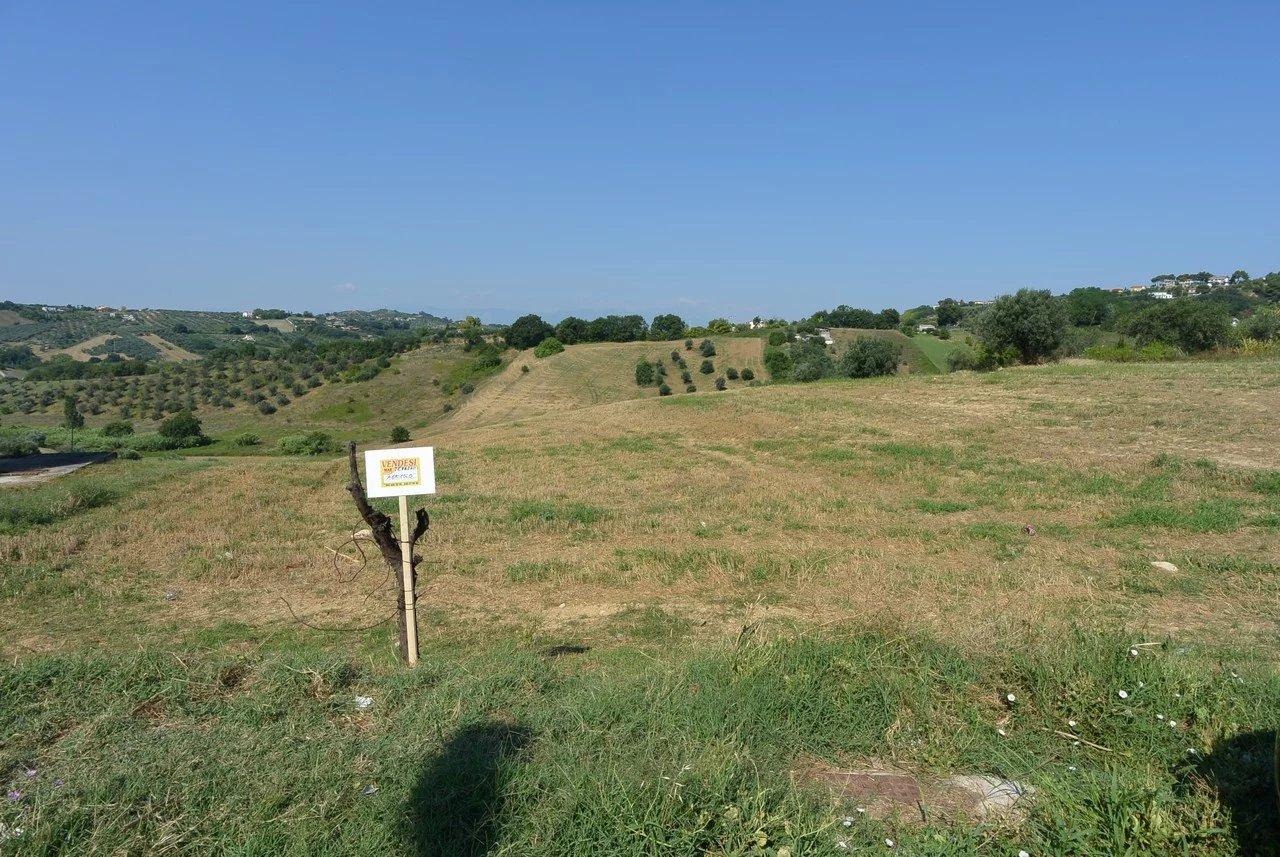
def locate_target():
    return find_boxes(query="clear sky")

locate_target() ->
[2,2,1277,323]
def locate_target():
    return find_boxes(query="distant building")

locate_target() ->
[917,323,938,333]
[1208,276,1230,288]
[1150,291,1174,300]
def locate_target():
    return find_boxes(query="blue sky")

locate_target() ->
[2,2,1277,323]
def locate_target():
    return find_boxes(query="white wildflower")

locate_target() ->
[354,695,373,710]
[1117,690,1129,699]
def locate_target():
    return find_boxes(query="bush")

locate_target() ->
[634,361,655,386]
[670,350,680,363]
[763,346,793,380]
[533,337,565,358]
[685,383,697,392]
[658,383,672,396]
[1125,299,1235,353]
[257,401,277,415]
[791,360,827,382]
[714,377,727,391]
[725,367,739,380]
[0,435,39,457]
[158,410,203,442]
[699,359,714,375]
[460,382,475,394]
[278,431,336,456]
[741,367,755,381]
[684,338,693,350]
[521,364,530,374]
[116,448,141,460]
[1243,306,1280,341]
[680,370,692,383]
[839,338,901,378]
[1083,342,1184,363]
[766,329,792,347]
[232,432,261,447]
[390,426,410,443]
[442,403,454,412]
[698,339,716,357]
[101,420,134,438]
[973,288,1069,364]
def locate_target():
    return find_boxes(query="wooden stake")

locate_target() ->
[399,494,420,665]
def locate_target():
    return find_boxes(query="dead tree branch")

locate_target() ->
[345,441,430,660]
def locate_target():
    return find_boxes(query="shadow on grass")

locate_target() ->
[405,720,533,856]
[1197,728,1278,855]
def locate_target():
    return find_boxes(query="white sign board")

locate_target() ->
[364,446,436,498]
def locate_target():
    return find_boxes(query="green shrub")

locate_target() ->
[684,338,693,350]
[442,403,454,412]
[278,431,336,456]
[391,426,411,443]
[699,359,714,375]
[232,432,261,447]
[741,367,755,381]
[1083,342,1185,363]
[635,361,655,386]
[714,377,727,391]
[763,346,793,379]
[1242,306,1280,341]
[725,367,739,380]
[972,288,1069,363]
[257,401,277,415]
[1125,299,1235,353]
[117,448,142,460]
[839,338,901,378]
[680,370,692,383]
[534,337,565,358]
[766,329,791,347]
[698,339,716,357]
[0,435,39,457]
[685,383,697,392]
[460,382,475,394]
[158,410,204,445]
[658,383,672,396]
[521,364,530,374]
[101,420,134,437]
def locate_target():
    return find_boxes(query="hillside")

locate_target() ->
[0,304,452,365]
[3,357,1279,851]
[442,337,767,430]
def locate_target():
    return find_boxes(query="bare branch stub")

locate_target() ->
[345,441,430,660]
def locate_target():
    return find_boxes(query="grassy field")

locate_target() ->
[2,357,1279,853]
[910,333,973,373]
[828,329,948,375]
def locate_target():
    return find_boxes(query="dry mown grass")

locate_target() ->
[4,357,1277,657]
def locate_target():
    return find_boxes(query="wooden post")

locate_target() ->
[398,494,420,665]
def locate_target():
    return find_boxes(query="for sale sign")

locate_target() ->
[364,446,436,498]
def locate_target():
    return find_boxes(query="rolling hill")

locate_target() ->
[441,337,768,430]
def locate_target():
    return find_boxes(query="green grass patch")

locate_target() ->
[508,499,608,527]
[0,627,1274,853]
[0,459,202,534]
[867,441,957,466]
[915,498,971,514]
[1108,500,1244,533]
